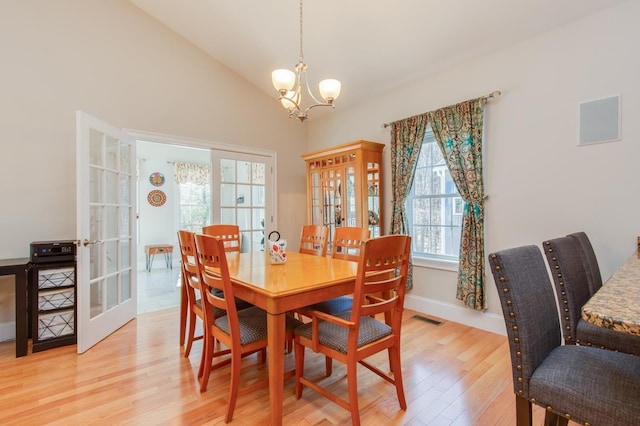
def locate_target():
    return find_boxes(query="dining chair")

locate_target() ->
[293,234,411,426]
[297,227,370,375]
[202,224,242,252]
[489,245,640,426]
[299,224,329,256]
[542,236,640,354]
[177,230,204,358]
[193,233,302,423]
[301,227,370,316]
[566,231,603,295]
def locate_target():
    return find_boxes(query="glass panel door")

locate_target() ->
[212,151,274,252]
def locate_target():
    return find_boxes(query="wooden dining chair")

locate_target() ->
[293,234,411,426]
[299,224,329,256]
[489,245,640,426]
[194,233,302,423]
[297,227,370,375]
[308,226,370,314]
[177,230,204,359]
[202,224,242,252]
[542,236,640,354]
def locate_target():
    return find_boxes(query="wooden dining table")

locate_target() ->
[222,250,358,426]
[582,252,640,336]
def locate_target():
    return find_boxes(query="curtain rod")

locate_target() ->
[381,90,501,129]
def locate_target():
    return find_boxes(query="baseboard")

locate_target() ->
[405,294,506,336]
[0,320,15,342]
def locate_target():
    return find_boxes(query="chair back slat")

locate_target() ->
[202,224,242,253]
[300,225,329,257]
[350,235,411,328]
[332,227,369,261]
[177,230,199,292]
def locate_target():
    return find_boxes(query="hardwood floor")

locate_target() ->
[0,308,560,425]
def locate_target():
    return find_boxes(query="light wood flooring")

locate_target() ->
[0,308,563,425]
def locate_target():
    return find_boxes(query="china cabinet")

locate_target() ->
[302,140,384,250]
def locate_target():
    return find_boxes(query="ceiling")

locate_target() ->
[129,0,628,109]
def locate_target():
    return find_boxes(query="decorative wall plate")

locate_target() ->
[147,190,166,207]
[149,172,165,187]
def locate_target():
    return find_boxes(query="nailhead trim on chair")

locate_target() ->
[493,250,586,425]
[543,241,608,351]
[490,254,525,396]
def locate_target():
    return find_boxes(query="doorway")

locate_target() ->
[134,138,276,314]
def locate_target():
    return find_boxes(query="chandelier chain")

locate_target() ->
[298,0,304,63]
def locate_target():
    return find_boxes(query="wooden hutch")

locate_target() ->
[302,140,384,250]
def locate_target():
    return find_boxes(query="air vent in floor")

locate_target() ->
[411,315,443,325]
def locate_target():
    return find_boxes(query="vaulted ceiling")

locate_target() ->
[129,0,628,109]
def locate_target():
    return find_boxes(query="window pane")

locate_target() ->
[178,182,210,232]
[406,128,463,260]
[237,161,251,184]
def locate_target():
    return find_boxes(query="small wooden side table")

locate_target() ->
[144,244,173,272]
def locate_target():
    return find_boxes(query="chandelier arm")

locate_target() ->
[276,94,302,112]
[303,102,335,115]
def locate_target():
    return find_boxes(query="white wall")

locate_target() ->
[308,1,640,334]
[0,0,307,339]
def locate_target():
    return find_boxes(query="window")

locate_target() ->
[178,182,210,232]
[174,162,211,233]
[406,128,464,261]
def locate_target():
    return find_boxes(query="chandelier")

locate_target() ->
[271,0,341,122]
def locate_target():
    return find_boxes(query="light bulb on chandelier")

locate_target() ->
[271,0,341,122]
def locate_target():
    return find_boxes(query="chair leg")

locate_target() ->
[179,283,187,345]
[325,356,333,376]
[197,339,206,379]
[515,395,533,426]
[294,340,305,399]
[389,345,407,410]
[199,332,214,392]
[184,311,196,357]
[544,411,568,426]
[225,350,243,423]
[347,359,360,426]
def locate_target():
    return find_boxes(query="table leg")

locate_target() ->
[267,312,286,426]
[15,268,28,357]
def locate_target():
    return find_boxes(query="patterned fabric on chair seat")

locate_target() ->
[216,306,302,346]
[294,311,392,354]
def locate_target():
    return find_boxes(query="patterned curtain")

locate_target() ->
[390,113,428,290]
[428,98,486,310]
[174,162,210,185]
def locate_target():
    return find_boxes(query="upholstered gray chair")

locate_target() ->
[566,231,602,295]
[489,245,640,426]
[542,236,640,354]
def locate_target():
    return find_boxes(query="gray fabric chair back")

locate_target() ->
[542,236,591,344]
[488,245,561,398]
[567,231,602,294]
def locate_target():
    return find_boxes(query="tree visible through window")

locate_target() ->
[174,162,211,233]
[406,128,464,260]
[179,182,210,232]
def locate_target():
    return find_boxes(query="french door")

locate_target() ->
[211,151,275,252]
[76,112,137,353]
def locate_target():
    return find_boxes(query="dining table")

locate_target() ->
[221,250,358,426]
[582,252,640,336]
